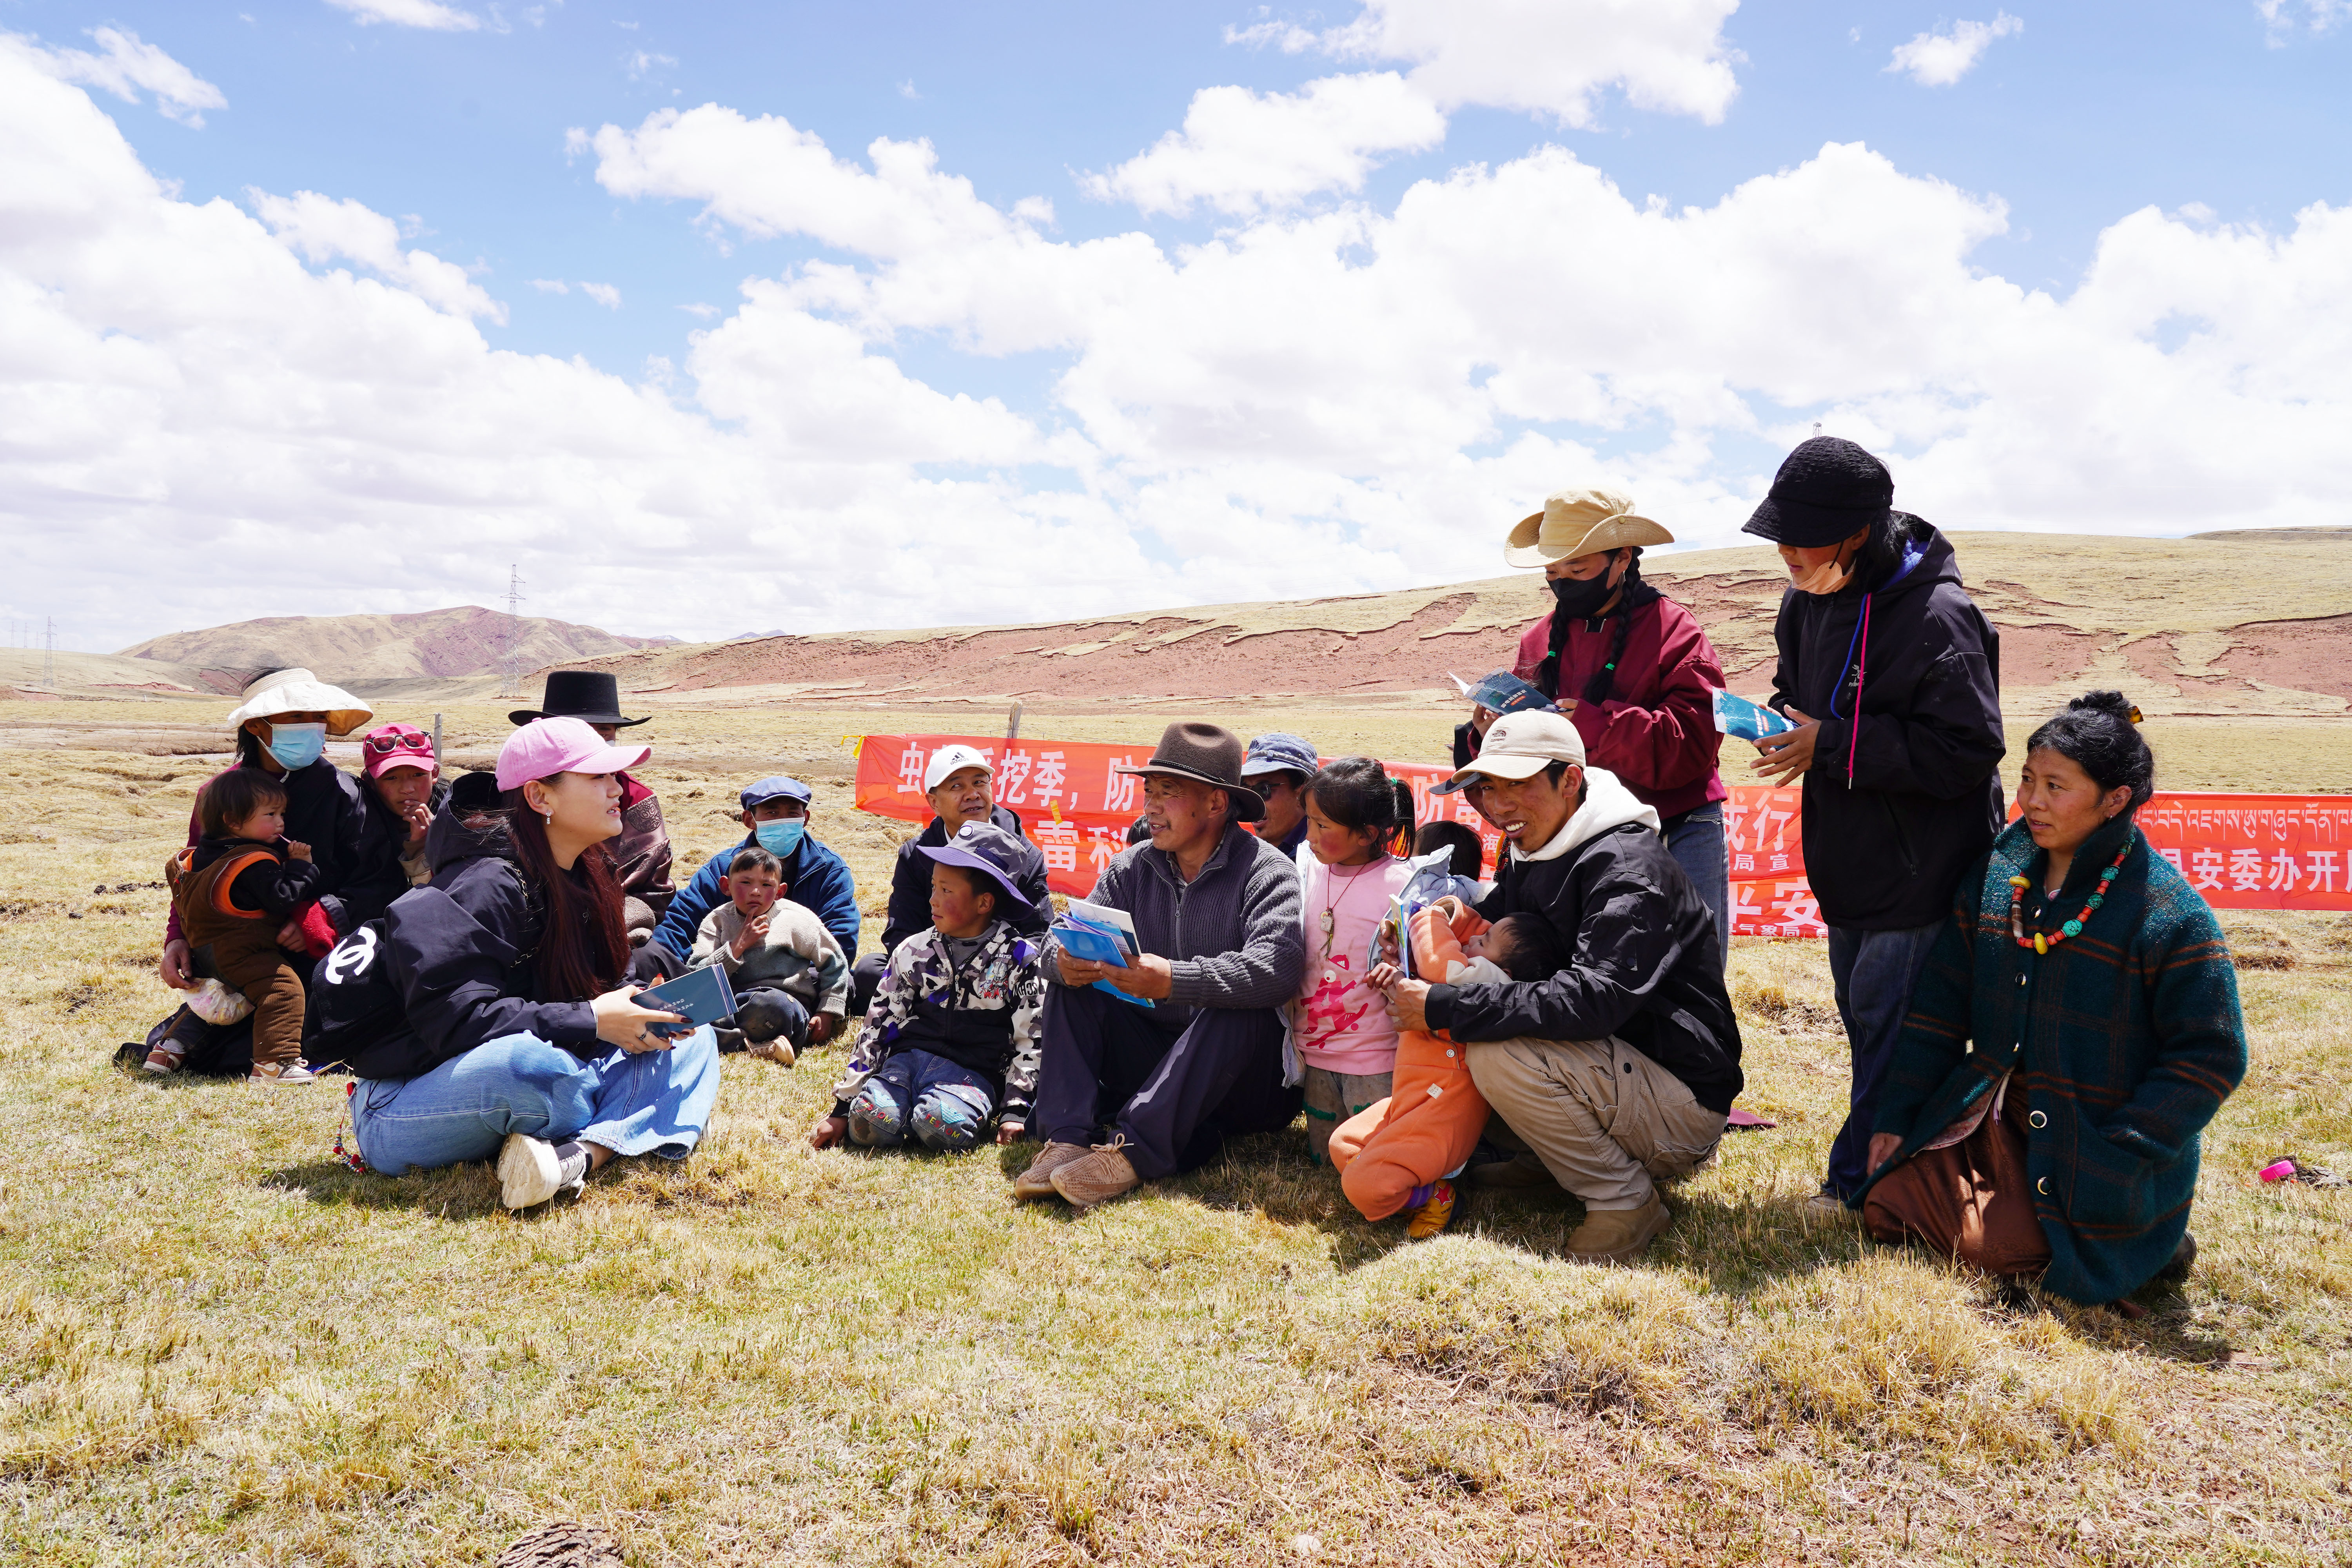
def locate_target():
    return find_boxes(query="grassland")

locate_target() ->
[1,696,2347,1566]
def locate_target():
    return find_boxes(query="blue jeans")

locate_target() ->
[1823,923,1944,1198]
[1663,803,1731,972]
[352,1028,722,1176]
[850,1047,997,1151]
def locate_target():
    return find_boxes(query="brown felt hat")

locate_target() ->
[1111,722,1265,822]
[1504,486,1674,567]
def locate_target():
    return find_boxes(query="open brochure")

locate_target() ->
[1711,686,1797,742]
[1051,898,1154,1008]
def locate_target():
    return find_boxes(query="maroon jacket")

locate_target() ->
[1512,593,1728,820]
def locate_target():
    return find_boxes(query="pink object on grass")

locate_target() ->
[2259,1159,2297,1183]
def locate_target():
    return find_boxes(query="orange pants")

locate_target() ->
[1328,902,1492,1221]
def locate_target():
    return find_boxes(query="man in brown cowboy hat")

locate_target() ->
[1015,722,1308,1209]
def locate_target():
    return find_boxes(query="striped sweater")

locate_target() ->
[1859,812,2247,1304]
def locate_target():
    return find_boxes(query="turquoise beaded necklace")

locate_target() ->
[2009,829,2133,956]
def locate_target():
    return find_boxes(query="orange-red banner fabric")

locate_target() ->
[854,735,2351,937]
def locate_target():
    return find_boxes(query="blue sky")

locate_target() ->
[2,0,2348,647]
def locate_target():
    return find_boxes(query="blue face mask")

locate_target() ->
[753,818,805,858]
[262,722,327,771]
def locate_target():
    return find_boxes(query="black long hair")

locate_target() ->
[1535,548,1664,704]
[1306,757,1416,857]
[2025,691,2155,812]
[501,784,631,1002]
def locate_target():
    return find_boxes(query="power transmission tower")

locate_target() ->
[501,566,526,698]
[42,617,55,689]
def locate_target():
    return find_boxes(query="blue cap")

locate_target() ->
[1462,670,1555,718]
[1241,732,1319,779]
[740,775,812,809]
[916,821,1031,910]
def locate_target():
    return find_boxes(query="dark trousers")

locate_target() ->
[628,942,685,986]
[1032,983,1300,1180]
[850,951,889,1018]
[1824,921,1944,1198]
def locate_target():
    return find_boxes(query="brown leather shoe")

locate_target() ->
[1050,1140,1141,1210]
[1013,1141,1090,1201]
[1563,1193,1672,1264]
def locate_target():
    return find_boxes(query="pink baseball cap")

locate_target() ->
[495,717,652,791]
[360,722,439,779]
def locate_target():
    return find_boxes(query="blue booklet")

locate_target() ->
[634,963,737,1040]
[1052,898,1154,1008]
[1711,687,1797,742]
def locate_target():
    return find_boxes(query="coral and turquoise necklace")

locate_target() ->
[2009,831,2132,956]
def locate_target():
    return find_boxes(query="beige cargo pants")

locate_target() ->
[1466,1035,1727,1211]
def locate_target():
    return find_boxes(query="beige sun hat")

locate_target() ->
[224,667,374,737]
[1503,486,1675,568]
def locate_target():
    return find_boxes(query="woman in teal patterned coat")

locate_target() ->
[1855,691,2246,1305]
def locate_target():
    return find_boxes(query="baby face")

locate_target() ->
[1461,926,1515,970]
[727,867,782,920]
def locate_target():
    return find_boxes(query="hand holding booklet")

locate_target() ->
[1052,898,1155,1008]
[1711,687,1797,742]
[632,964,736,1040]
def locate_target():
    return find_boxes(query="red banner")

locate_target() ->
[853,734,2350,936]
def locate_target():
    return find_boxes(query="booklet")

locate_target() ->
[633,963,737,1040]
[1450,669,1555,717]
[1051,898,1153,1007]
[1711,686,1797,742]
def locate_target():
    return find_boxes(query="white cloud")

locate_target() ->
[1321,0,1744,126]
[1887,13,2024,87]
[529,277,568,293]
[7,39,2352,654]
[2257,0,2352,36]
[580,281,622,309]
[624,49,676,80]
[1084,73,1445,216]
[14,26,227,127]
[897,79,920,100]
[248,187,505,321]
[1224,19,1318,53]
[326,0,483,31]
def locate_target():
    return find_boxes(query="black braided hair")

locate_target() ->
[1305,756,1416,857]
[2025,691,2154,811]
[1535,549,1662,704]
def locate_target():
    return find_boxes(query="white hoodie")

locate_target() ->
[1509,766,1662,866]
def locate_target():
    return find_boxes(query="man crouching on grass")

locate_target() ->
[1384,711,1745,1264]
[1014,722,1307,1210]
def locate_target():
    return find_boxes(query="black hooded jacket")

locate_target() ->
[1768,515,2006,930]
[878,805,1051,956]
[333,805,604,1081]
[166,758,386,944]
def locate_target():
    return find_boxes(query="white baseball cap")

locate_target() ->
[1429,711,1586,794]
[923,743,994,793]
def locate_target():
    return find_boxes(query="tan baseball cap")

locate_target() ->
[1429,711,1586,794]
[1504,486,1674,568]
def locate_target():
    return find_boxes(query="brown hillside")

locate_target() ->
[119,606,661,692]
[555,532,2352,718]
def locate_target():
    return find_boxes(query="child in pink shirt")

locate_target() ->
[1292,757,1420,1161]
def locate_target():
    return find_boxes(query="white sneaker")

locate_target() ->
[496,1133,586,1210]
[249,1060,320,1085]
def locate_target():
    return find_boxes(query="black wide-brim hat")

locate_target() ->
[509,669,650,728]
[1111,721,1265,822]
[1742,436,1894,548]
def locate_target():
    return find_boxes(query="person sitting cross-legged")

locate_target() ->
[1015,723,1307,1210]
[1385,711,1745,1264]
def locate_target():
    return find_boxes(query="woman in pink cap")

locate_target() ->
[320,718,721,1210]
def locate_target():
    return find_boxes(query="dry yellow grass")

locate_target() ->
[1,696,2347,1566]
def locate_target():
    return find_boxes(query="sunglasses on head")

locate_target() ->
[365,732,430,753]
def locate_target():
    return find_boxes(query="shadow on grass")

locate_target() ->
[263,1158,512,1218]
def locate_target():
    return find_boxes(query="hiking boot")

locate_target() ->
[2155,1232,2197,1284]
[497,1133,587,1210]
[747,1037,797,1068]
[1564,1193,1672,1264]
[1051,1140,1141,1211]
[1013,1141,1090,1201]
[249,1060,320,1085]
[1405,1179,1457,1241]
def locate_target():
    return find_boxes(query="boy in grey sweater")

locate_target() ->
[690,846,851,1065]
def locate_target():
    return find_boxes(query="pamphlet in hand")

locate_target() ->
[1052,898,1154,1008]
[633,962,737,1040]
[1711,687,1797,742]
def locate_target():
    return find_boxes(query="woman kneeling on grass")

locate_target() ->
[1853,692,2247,1306]
[332,719,720,1211]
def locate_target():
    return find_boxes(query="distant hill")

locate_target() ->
[551,532,2352,718]
[118,607,663,693]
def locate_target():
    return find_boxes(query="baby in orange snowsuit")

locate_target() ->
[1332,899,1556,1235]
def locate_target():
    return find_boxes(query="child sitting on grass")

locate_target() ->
[688,846,849,1066]
[808,823,1045,1154]
[1333,906,1564,1238]
[156,770,330,1084]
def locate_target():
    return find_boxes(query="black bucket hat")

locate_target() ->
[1111,722,1265,822]
[1742,437,1894,548]
[509,670,649,729]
